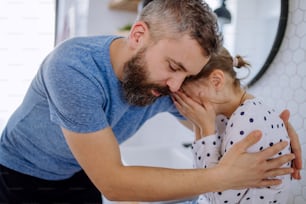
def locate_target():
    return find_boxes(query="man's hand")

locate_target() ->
[280,109,302,179]
[217,130,295,190]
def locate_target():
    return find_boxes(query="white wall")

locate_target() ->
[87,0,138,36]
[250,0,306,203]
[0,0,55,131]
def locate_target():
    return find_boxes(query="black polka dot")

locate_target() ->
[259,146,264,151]
[246,197,250,200]
[260,196,264,199]
[230,141,234,145]
[268,111,271,114]
[237,193,241,196]
[264,116,267,121]
[279,152,282,155]
[218,192,222,195]
[273,200,277,203]
[271,124,274,129]
[230,123,233,127]
[213,141,216,145]
[240,130,244,135]
[206,153,210,157]
[202,141,205,145]
[224,201,228,203]
[240,111,245,116]
[249,118,254,123]
[270,142,274,147]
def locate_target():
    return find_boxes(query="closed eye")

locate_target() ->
[169,63,179,72]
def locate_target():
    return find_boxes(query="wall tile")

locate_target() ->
[250,0,306,203]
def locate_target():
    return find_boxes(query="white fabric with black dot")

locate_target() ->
[191,98,292,204]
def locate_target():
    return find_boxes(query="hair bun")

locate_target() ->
[232,57,239,67]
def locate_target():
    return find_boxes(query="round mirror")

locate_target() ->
[206,0,288,87]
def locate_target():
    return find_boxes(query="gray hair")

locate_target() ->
[137,0,222,56]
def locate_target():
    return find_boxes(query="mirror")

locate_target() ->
[206,0,288,87]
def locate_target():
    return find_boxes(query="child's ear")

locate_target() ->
[128,21,148,49]
[208,69,225,91]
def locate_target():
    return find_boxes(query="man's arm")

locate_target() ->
[62,127,294,202]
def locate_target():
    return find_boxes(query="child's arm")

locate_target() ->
[191,134,221,169]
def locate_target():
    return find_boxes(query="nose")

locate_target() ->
[166,76,185,92]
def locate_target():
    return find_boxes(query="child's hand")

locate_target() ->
[172,90,216,137]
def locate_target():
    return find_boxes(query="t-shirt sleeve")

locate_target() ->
[42,39,109,133]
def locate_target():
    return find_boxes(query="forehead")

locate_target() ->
[147,35,209,76]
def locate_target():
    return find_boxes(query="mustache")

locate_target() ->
[150,85,171,96]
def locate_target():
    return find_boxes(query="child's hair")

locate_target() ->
[185,47,250,87]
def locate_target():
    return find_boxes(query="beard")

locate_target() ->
[121,47,171,106]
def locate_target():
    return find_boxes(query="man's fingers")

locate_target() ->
[265,166,294,178]
[260,141,290,158]
[287,123,302,168]
[257,179,282,188]
[279,109,290,123]
[235,130,262,151]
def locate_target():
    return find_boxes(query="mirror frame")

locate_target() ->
[247,0,289,86]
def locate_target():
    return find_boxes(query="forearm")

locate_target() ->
[62,127,225,202]
[101,165,224,202]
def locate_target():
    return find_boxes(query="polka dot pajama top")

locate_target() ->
[191,98,292,204]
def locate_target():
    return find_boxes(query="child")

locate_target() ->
[173,47,291,204]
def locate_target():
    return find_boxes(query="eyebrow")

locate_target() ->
[168,58,187,72]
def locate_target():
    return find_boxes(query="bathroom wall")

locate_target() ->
[250,0,306,203]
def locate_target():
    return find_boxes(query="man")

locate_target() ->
[0,0,301,203]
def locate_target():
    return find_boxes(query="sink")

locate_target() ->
[120,145,193,169]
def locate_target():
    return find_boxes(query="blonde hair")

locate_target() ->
[137,0,222,56]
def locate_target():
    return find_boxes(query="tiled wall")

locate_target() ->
[250,0,306,203]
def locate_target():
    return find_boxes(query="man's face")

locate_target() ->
[121,35,210,106]
[121,47,171,106]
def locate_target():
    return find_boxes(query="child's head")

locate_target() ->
[185,47,250,87]
[182,47,250,105]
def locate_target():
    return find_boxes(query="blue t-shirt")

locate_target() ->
[0,35,183,180]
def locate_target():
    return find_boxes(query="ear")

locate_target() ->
[208,69,225,91]
[128,21,148,49]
